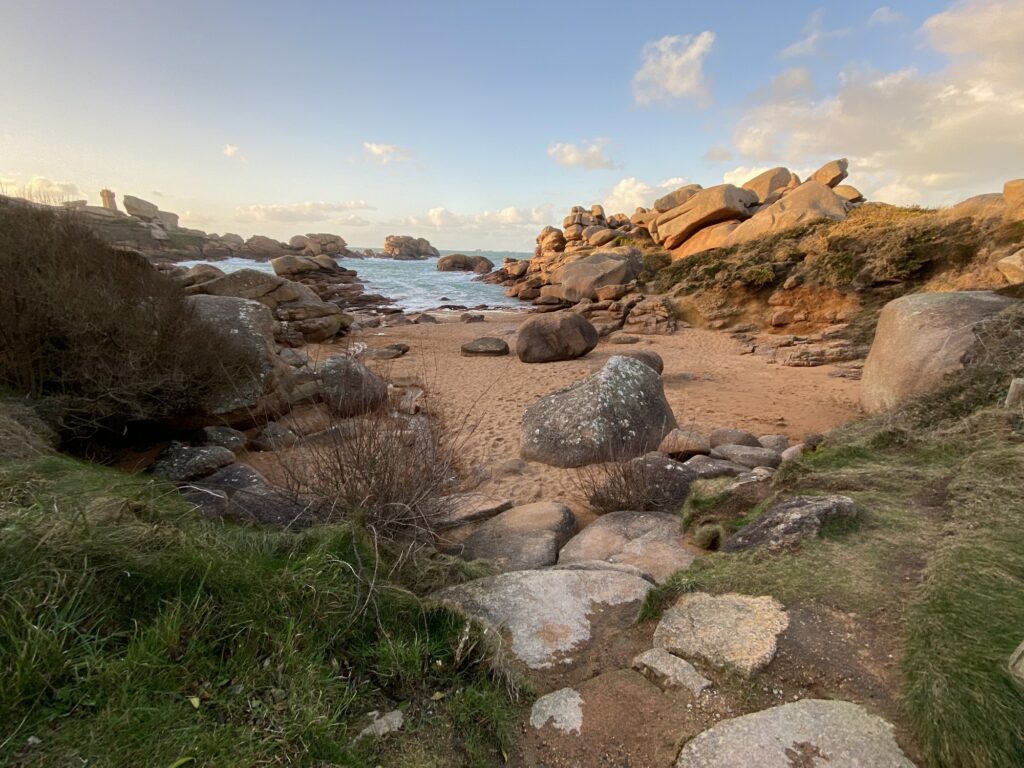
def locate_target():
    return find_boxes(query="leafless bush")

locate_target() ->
[0,199,252,442]
[277,406,463,541]
[575,453,691,515]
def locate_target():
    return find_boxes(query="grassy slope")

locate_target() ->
[0,455,516,768]
[644,308,1024,767]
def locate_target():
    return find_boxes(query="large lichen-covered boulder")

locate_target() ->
[675,699,914,767]
[861,291,1016,413]
[185,295,288,426]
[723,181,847,247]
[655,185,758,250]
[516,313,599,363]
[521,356,677,467]
[318,355,388,416]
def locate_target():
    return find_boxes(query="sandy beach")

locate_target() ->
[296,311,861,523]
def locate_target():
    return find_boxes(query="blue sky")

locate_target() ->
[2,0,1021,249]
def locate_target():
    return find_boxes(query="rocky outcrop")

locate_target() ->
[723,181,848,247]
[436,253,494,273]
[520,356,677,467]
[184,267,351,343]
[546,248,642,303]
[383,235,440,260]
[655,185,758,251]
[861,291,1015,413]
[516,313,599,363]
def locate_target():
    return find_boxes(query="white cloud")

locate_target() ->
[779,10,852,59]
[722,166,774,187]
[868,6,903,26]
[632,31,716,107]
[405,205,553,232]
[703,144,733,163]
[547,138,615,170]
[770,67,816,99]
[732,0,1024,207]
[363,142,412,165]
[603,177,691,214]
[236,200,375,223]
[1,175,82,202]
[222,144,241,158]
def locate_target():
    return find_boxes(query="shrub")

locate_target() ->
[0,200,250,443]
[576,455,689,515]
[277,406,462,541]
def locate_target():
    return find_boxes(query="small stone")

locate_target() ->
[355,709,404,741]
[461,313,485,323]
[200,426,247,453]
[1006,378,1024,409]
[781,443,804,461]
[632,648,712,695]
[723,495,857,552]
[757,434,789,453]
[659,428,711,459]
[608,333,640,344]
[683,455,748,479]
[529,688,583,734]
[249,422,297,452]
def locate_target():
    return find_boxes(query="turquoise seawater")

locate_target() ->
[178,250,530,311]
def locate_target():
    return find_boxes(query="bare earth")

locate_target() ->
[309,311,860,523]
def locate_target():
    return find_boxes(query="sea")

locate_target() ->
[178,249,530,312]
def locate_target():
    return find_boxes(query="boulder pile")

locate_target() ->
[382,235,440,260]
[480,159,861,332]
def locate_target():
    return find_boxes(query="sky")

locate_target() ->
[1,0,1022,251]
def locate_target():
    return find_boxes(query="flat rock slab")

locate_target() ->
[461,337,510,356]
[675,699,915,767]
[459,501,576,571]
[432,569,652,669]
[654,592,789,675]
[632,648,711,695]
[529,688,583,734]
[710,443,782,469]
[559,510,694,583]
[433,493,513,531]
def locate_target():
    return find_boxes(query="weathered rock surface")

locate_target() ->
[724,495,857,552]
[516,313,598,363]
[684,455,755,478]
[861,291,1015,413]
[436,253,494,273]
[710,444,782,469]
[996,249,1024,284]
[194,463,269,496]
[529,688,583,734]
[433,569,653,668]
[654,592,789,675]
[675,699,914,767]
[559,510,693,583]
[433,493,513,530]
[741,167,798,204]
[724,182,847,247]
[549,249,642,303]
[185,295,287,425]
[670,220,740,259]
[521,356,677,467]
[653,183,702,213]
[461,337,510,356]
[632,648,711,695]
[709,428,761,448]
[659,428,711,459]
[221,486,315,528]
[318,356,388,416]
[200,425,247,453]
[810,158,849,188]
[151,442,234,481]
[655,185,758,251]
[616,349,664,374]
[459,502,576,571]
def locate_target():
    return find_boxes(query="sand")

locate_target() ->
[301,311,861,523]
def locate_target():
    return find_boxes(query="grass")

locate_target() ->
[0,454,518,768]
